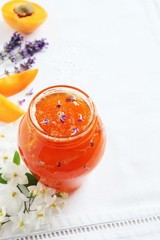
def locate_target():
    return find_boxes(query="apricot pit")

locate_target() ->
[14,4,34,17]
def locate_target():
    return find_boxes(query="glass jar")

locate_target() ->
[18,85,106,192]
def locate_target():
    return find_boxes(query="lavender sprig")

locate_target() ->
[56,100,61,108]
[19,39,49,59]
[41,119,50,125]
[1,58,36,77]
[14,57,36,73]
[60,112,67,123]
[18,99,25,106]
[66,96,76,102]
[25,88,34,96]
[0,32,48,74]
[0,32,23,62]
[8,53,17,63]
[78,114,83,122]
[4,32,24,53]
[71,127,79,135]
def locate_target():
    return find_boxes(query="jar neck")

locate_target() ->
[27,85,97,146]
[27,112,98,147]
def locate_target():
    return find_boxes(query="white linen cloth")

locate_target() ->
[1,0,160,239]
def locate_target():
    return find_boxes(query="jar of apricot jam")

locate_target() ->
[18,85,106,192]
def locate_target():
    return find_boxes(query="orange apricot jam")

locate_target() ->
[18,85,106,192]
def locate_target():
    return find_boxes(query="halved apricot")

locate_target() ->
[2,0,47,34]
[0,68,38,97]
[0,94,25,122]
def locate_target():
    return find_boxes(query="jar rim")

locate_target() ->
[29,85,96,143]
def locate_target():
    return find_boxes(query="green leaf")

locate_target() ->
[25,173,38,187]
[0,173,7,184]
[18,184,30,197]
[13,151,20,165]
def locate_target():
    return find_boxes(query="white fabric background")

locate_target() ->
[0,0,160,239]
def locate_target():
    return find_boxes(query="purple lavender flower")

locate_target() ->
[18,99,25,106]
[0,32,23,63]
[14,65,20,73]
[56,100,61,108]
[20,57,35,71]
[65,95,76,102]
[90,141,94,147]
[0,52,7,61]
[14,57,35,73]
[19,38,49,58]
[78,114,83,122]
[0,32,49,78]
[41,119,50,125]
[33,39,49,50]
[4,32,24,54]
[71,127,79,135]
[0,32,23,61]
[8,52,17,63]
[60,112,67,123]
[25,88,34,96]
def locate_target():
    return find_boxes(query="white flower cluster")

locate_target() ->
[0,123,17,167]
[0,125,68,235]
